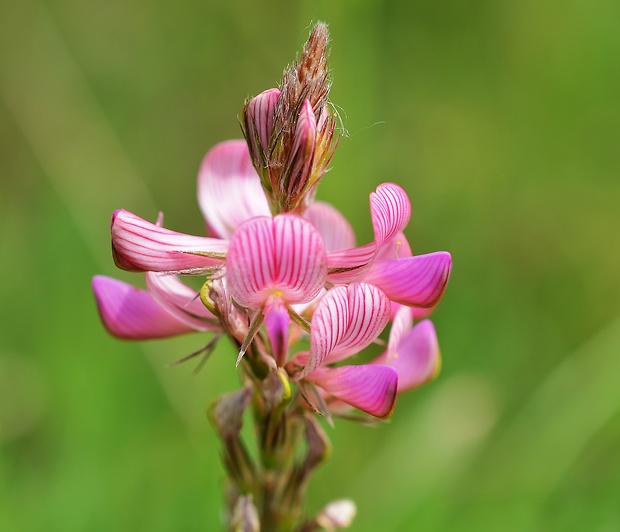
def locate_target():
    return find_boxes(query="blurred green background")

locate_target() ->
[1,0,619,530]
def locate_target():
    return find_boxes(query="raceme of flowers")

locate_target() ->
[93,134,451,418]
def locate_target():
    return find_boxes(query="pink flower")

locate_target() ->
[326,182,452,309]
[291,283,398,419]
[373,305,441,392]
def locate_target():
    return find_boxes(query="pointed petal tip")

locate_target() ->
[92,275,194,340]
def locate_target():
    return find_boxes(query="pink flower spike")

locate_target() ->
[111,210,228,273]
[92,275,195,340]
[365,251,452,308]
[197,140,270,239]
[303,201,356,252]
[376,320,440,392]
[145,272,220,332]
[264,299,291,367]
[226,214,327,308]
[243,88,281,158]
[308,365,398,418]
[300,283,391,378]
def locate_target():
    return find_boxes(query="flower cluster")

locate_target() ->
[92,22,451,529]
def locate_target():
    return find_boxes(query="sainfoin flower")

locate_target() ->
[92,21,452,530]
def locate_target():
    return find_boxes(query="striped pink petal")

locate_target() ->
[307,365,398,418]
[145,272,220,332]
[244,88,281,159]
[375,320,440,392]
[197,140,270,239]
[364,252,452,308]
[111,209,228,273]
[304,201,356,252]
[92,275,195,340]
[300,283,390,378]
[370,183,411,248]
[226,214,327,308]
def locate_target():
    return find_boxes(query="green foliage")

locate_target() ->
[1,0,619,529]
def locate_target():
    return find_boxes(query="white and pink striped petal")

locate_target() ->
[307,365,398,418]
[111,210,228,273]
[300,283,390,378]
[370,183,411,248]
[226,214,327,308]
[197,140,270,239]
[92,275,195,340]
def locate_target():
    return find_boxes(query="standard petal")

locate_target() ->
[325,283,391,362]
[111,210,228,273]
[308,365,398,418]
[375,320,440,392]
[226,214,327,308]
[365,252,452,308]
[301,283,390,378]
[92,275,195,340]
[370,183,411,249]
[197,140,270,239]
[145,272,220,332]
[304,201,356,252]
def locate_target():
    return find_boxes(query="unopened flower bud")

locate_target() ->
[241,22,339,214]
[208,387,252,440]
[230,495,260,532]
[208,388,256,490]
[315,499,357,531]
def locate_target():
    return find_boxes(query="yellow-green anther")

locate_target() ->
[200,280,218,316]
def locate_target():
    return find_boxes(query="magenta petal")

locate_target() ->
[226,214,327,308]
[304,201,356,252]
[264,299,290,367]
[92,275,194,340]
[301,283,390,377]
[145,272,220,332]
[308,365,398,418]
[365,252,452,307]
[370,183,411,248]
[376,320,440,392]
[111,210,228,273]
[197,140,270,239]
